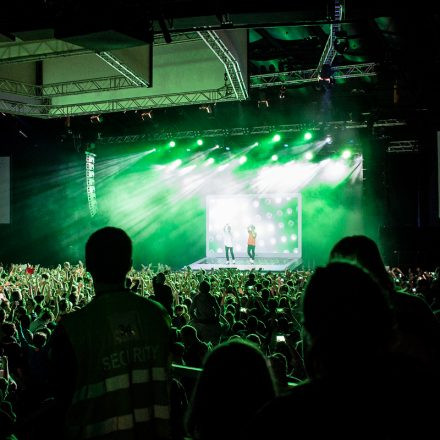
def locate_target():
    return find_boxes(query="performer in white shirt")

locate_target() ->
[223,224,235,264]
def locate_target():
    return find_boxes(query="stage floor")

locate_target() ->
[188,256,302,272]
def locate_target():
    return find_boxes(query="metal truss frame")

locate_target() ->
[0,85,236,117]
[96,52,149,87]
[387,140,419,153]
[316,0,344,75]
[0,76,138,97]
[154,31,201,45]
[250,62,376,88]
[0,33,201,64]
[0,39,89,64]
[198,30,248,100]
[99,119,406,144]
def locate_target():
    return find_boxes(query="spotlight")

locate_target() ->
[169,141,176,147]
[141,110,153,120]
[342,149,352,159]
[271,155,278,161]
[279,85,286,99]
[326,135,333,144]
[197,139,203,146]
[319,64,335,86]
[305,152,313,160]
[90,114,103,123]
[304,132,312,141]
[272,134,281,142]
[239,156,247,164]
[199,105,212,114]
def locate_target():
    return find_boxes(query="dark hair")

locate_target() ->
[186,340,276,440]
[329,235,394,293]
[33,332,47,349]
[302,262,395,378]
[199,280,210,295]
[85,227,132,283]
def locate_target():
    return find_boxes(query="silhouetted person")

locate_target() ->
[50,227,172,439]
[189,281,222,344]
[186,340,276,440]
[330,235,440,374]
[152,272,174,316]
[179,325,209,368]
[247,262,438,439]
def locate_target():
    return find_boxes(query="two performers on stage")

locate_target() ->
[223,224,257,264]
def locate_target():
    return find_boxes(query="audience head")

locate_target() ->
[329,235,394,292]
[186,340,275,440]
[180,325,198,345]
[85,227,132,284]
[199,280,210,295]
[302,261,395,379]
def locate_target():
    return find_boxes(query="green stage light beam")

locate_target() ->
[342,149,352,159]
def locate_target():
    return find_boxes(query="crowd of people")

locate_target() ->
[0,228,439,439]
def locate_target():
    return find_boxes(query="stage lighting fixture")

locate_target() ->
[273,134,281,142]
[304,132,312,141]
[205,158,215,165]
[271,155,278,161]
[342,149,352,159]
[279,86,286,99]
[90,114,103,124]
[169,141,176,147]
[319,64,334,84]
[141,110,153,120]
[326,135,333,144]
[258,99,269,108]
[197,139,203,146]
[305,152,313,160]
[239,156,247,164]
[199,105,212,114]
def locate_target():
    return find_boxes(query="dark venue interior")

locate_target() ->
[0,2,439,439]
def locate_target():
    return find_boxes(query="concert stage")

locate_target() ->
[188,256,302,272]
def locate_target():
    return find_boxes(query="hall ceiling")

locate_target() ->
[0,1,438,119]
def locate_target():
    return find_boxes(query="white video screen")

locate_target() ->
[0,157,10,224]
[206,194,301,257]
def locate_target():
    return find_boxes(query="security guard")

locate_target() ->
[50,227,171,439]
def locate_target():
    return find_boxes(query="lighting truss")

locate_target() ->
[0,76,138,97]
[316,0,345,76]
[0,34,200,65]
[0,85,236,117]
[99,119,406,144]
[387,140,419,153]
[198,30,248,100]
[0,39,89,64]
[96,52,149,87]
[250,62,376,88]
[154,31,201,45]
[85,152,98,217]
